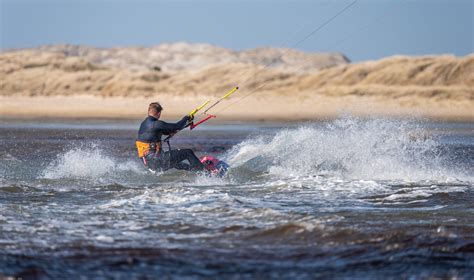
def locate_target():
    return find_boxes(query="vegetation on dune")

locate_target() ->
[0,44,472,103]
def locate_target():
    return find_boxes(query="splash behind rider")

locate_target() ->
[135,102,205,172]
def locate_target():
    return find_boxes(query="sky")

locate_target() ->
[0,0,473,62]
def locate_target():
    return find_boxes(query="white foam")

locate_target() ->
[381,185,467,202]
[226,117,472,183]
[96,235,115,243]
[189,173,227,186]
[41,144,144,180]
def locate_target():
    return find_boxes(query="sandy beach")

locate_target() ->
[1,94,472,122]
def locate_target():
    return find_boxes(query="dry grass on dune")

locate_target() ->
[298,55,474,87]
[295,54,474,101]
[0,50,171,97]
[0,44,473,105]
[170,54,474,100]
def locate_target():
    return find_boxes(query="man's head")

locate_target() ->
[148,102,163,119]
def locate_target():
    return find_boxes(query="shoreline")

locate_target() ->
[1,95,473,122]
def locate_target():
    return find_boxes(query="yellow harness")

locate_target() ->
[135,140,161,158]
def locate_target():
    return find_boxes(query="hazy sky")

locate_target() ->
[1,0,472,61]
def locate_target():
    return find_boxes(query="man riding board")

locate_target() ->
[136,102,206,172]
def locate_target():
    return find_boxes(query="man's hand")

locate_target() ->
[187,114,194,122]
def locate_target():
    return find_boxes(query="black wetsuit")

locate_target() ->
[137,115,205,172]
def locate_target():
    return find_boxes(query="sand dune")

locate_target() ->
[34,43,350,73]
[0,43,473,120]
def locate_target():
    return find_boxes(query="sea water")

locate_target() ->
[0,117,473,279]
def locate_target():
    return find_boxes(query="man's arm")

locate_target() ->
[155,116,190,135]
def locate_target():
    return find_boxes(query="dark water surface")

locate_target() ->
[0,117,473,279]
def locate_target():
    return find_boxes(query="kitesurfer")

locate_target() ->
[136,102,206,172]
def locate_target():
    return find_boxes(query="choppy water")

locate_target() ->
[0,117,473,279]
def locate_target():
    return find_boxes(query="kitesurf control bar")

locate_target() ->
[190,114,216,130]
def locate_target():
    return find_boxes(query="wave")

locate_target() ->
[41,144,145,180]
[35,118,472,186]
[226,117,472,183]
[38,144,224,187]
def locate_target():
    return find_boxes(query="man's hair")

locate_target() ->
[148,102,163,115]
